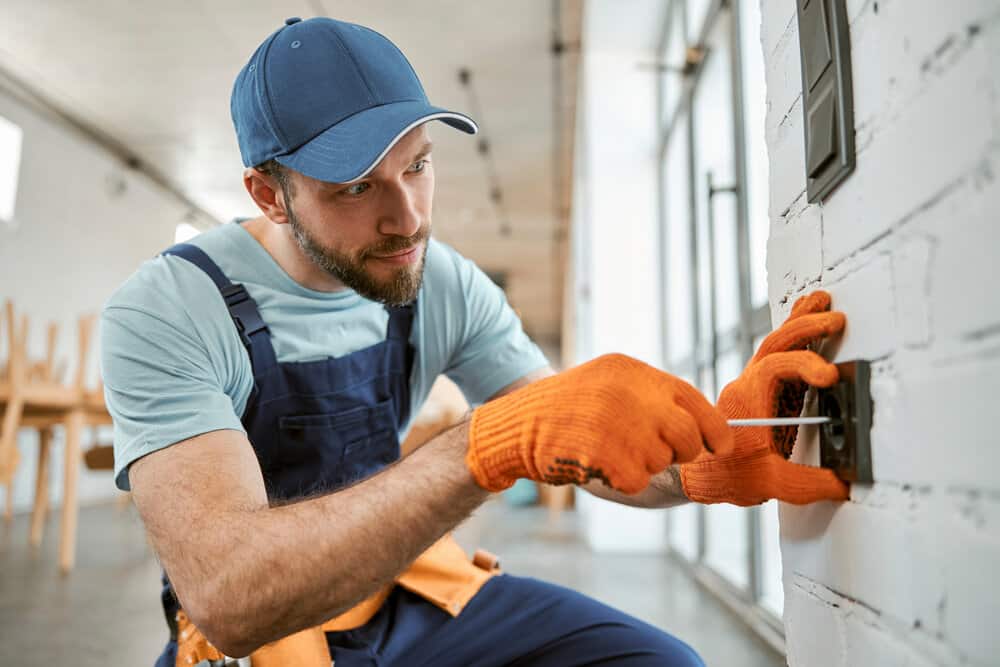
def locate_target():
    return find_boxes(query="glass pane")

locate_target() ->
[739,0,771,308]
[760,500,784,616]
[692,13,739,345]
[698,363,715,401]
[669,503,701,561]
[713,190,740,335]
[715,348,743,401]
[695,188,713,346]
[687,0,714,42]
[660,4,687,127]
[705,504,750,590]
[0,114,23,223]
[665,114,694,365]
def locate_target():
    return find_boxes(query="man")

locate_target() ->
[101,16,849,667]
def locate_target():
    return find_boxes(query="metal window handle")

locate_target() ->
[703,170,740,395]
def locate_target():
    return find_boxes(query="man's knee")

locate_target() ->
[590,619,705,667]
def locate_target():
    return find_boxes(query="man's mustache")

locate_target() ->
[362,225,431,259]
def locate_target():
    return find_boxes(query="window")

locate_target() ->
[740,0,771,309]
[658,0,784,643]
[659,2,687,130]
[664,113,694,369]
[0,114,23,225]
[174,222,200,244]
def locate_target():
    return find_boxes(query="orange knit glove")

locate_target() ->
[466,353,734,495]
[680,291,850,506]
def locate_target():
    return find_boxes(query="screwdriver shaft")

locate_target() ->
[727,417,833,427]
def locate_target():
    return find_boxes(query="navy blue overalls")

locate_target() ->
[153,241,704,667]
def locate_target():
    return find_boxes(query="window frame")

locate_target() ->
[656,0,785,653]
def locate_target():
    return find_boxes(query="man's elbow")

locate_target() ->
[181,585,264,658]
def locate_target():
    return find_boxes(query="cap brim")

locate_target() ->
[275,101,477,183]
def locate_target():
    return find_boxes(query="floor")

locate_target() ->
[0,498,785,666]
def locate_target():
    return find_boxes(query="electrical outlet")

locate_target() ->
[817,360,873,483]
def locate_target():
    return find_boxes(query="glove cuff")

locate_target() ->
[465,393,532,492]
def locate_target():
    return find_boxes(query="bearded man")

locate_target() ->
[101,16,847,667]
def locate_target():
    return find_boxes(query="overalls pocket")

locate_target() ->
[277,399,400,495]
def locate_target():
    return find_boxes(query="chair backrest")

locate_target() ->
[73,315,96,394]
[0,301,28,484]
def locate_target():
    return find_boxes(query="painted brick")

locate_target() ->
[820,36,994,265]
[897,355,1000,491]
[766,102,807,217]
[864,351,1000,492]
[763,22,802,137]
[891,235,934,348]
[766,202,822,305]
[759,0,795,59]
[991,24,1000,138]
[816,1,996,143]
[781,498,946,635]
[844,0,874,24]
[865,358,909,484]
[784,582,845,667]
[942,508,1000,663]
[928,173,1000,344]
[843,616,939,667]
[759,4,1000,665]
[823,253,898,363]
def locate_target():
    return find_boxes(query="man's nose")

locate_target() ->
[376,182,422,237]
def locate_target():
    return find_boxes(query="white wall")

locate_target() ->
[0,84,216,514]
[759,1,1000,664]
[568,0,670,553]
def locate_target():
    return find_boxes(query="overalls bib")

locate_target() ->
[153,242,493,666]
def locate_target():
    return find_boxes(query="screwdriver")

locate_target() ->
[727,417,833,427]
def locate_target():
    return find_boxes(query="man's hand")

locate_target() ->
[680,290,850,506]
[465,353,734,495]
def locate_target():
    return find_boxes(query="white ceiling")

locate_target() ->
[0,0,583,340]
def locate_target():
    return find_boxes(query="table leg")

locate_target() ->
[30,427,52,547]
[59,410,83,574]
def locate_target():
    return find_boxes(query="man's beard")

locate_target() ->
[287,204,430,307]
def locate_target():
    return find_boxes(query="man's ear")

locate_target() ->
[243,168,291,224]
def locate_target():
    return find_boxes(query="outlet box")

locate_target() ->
[817,360,873,483]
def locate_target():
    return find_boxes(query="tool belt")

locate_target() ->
[174,535,500,667]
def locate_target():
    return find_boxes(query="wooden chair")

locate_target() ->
[25,321,64,545]
[23,314,112,571]
[0,300,28,521]
[0,301,113,572]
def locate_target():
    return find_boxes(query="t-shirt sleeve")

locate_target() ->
[439,246,550,405]
[101,258,252,491]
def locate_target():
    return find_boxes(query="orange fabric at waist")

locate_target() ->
[321,533,498,632]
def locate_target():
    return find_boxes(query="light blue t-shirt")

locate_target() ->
[101,222,548,490]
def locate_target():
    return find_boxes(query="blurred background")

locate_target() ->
[2,1,997,665]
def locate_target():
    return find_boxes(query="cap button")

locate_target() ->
[284,17,302,25]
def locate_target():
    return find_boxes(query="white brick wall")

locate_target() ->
[760,1,1000,665]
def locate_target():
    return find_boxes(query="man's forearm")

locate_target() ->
[195,420,489,655]
[582,465,689,508]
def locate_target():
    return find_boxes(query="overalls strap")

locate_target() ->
[384,304,415,342]
[162,243,278,373]
[384,303,416,426]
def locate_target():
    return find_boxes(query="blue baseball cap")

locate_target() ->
[231,16,478,183]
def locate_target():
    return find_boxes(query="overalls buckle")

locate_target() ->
[220,284,269,345]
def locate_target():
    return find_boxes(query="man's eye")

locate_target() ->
[342,182,370,196]
[409,159,428,173]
